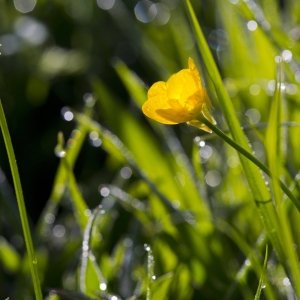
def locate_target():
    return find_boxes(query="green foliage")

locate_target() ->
[1,0,300,299]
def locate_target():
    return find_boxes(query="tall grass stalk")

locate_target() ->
[0,101,42,300]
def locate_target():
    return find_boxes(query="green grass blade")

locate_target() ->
[0,100,43,300]
[80,205,107,297]
[254,245,269,300]
[183,0,290,265]
[61,156,89,232]
[265,60,300,297]
[150,272,173,300]
[36,104,93,239]
[184,0,269,202]
[145,244,155,300]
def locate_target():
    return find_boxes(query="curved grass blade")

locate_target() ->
[183,0,300,267]
[36,102,94,239]
[0,100,43,300]
[80,205,107,297]
[0,101,43,300]
[61,155,89,232]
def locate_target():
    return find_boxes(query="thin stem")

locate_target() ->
[0,101,42,299]
[200,117,300,212]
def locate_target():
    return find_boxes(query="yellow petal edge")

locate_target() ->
[142,57,216,133]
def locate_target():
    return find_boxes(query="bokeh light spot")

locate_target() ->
[53,225,66,238]
[14,0,36,13]
[100,187,110,197]
[15,16,47,45]
[205,170,221,187]
[282,50,292,62]
[120,167,132,179]
[97,0,115,10]
[249,84,260,95]
[149,3,170,25]
[134,0,155,23]
[245,108,261,124]
[287,84,298,95]
[247,20,257,31]
[64,111,74,121]
[208,29,229,51]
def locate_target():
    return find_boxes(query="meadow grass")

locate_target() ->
[1,0,300,299]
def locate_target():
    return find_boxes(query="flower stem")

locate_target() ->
[200,117,300,212]
[0,101,42,299]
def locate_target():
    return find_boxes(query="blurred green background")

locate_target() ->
[2,0,300,299]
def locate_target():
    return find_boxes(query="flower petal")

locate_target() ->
[142,81,178,124]
[188,57,203,89]
[156,105,194,124]
[166,69,199,106]
[142,57,216,130]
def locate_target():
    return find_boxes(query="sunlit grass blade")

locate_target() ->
[61,156,89,232]
[265,60,300,297]
[53,131,89,231]
[254,245,269,300]
[80,205,107,297]
[150,272,173,300]
[183,0,293,266]
[36,102,94,239]
[145,244,155,300]
[0,100,43,300]
[184,0,270,206]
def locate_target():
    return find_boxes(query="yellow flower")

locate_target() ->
[142,57,216,133]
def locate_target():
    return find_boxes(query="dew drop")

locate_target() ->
[144,243,151,251]
[54,145,66,158]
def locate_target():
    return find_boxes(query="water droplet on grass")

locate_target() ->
[54,145,66,158]
[144,244,151,251]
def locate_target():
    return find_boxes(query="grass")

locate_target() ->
[1,0,300,299]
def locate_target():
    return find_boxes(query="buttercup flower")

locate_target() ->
[142,57,216,133]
